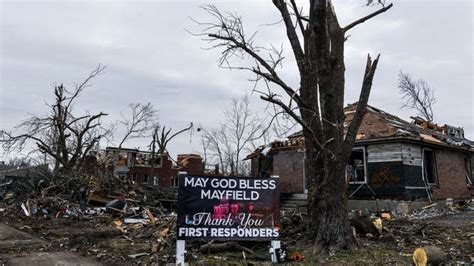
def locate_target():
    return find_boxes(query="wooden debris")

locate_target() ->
[200,241,254,254]
[372,217,383,235]
[128,252,149,259]
[350,215,379,236]
[159,228,169,238]
[145,208,156,225]
[421,203,437,210]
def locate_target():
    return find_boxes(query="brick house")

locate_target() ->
[246,103,474,200]
[104,147,203,189]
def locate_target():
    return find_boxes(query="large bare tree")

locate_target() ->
[0,65,110,177]
[117,102,159,149]
[195,0,392,252]
[201,95,266,175]
[398,71,436,122]
[201,124,233,174]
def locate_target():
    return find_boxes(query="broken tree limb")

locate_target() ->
[145,208,156,225]
[350,215,379,236]
[200,242,254,254]
[343,3,394,32]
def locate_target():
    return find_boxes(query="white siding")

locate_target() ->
[367,143,402,163]
[402,144,422,166]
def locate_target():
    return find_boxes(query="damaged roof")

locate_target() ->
[245,103,473,159]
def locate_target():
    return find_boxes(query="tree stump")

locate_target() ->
[413,246,446,266]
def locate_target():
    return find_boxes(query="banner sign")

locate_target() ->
[177,175,280,241]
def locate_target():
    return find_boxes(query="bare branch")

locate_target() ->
[201,95,267,175]
[272,0,306,73]
[289,0,306,37]
[160,123,193,154]
[117,103,158,148]
[398,71,436,122]
[0,66,109,176]
[343,3,393,32]
[194,5,306,109]
[260,94,326,152]
[65,64,106,111]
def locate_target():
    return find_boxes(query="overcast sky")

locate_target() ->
[1,0,472,161]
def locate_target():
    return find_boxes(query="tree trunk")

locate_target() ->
[195,0,391,255]
[305,148,357,253]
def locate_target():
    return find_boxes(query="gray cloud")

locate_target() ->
[1,0,472,160]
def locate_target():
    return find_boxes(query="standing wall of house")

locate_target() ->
[471,154,474,189]
[272,150,304,193]
[127,155,177,187]
[349,143,407,199]
[253,141,473,199]
[432,149,473,199]
[250,157,258,177]
[255,155,273,178]
[401,144,426,200]
[348,143,430,200]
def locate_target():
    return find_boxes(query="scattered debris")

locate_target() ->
[0,168,181,264]
[128,253,149,259]
[421,203,437,210]
[200,241,254,254]
[123,217,149,224]
[1,172,472,264]
[105,198,127,213]
[288,251,303,261]
[20,202,30,216]
[350,211,380,237]
[408,204,458,220]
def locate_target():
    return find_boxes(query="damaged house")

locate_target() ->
[0,163,51,200]
[96,147,204,188]
[246,103,474,200]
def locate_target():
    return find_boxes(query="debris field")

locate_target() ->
[1,174,473,264]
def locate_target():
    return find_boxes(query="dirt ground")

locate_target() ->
[0,215,168,265]
[0,222,99,265]
[289,211,474,264]
[1,208,473,265]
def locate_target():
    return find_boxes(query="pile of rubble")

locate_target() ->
[2,171,473,264]
[406,199,473,220]
[408,206,458,220]
[0,173,180,264]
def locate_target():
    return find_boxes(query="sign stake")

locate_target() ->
[270,240,281,262]
[176,239,186,265]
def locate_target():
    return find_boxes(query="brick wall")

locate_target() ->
[272,150,304,193]
[432,149,474,199]
[248,141,474,199]
[178,156,203,175]
[471,155,474,185]
[127,154,178,187]
[250,157,258,177]
[125,154,205,188]
[83,155,97,176]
